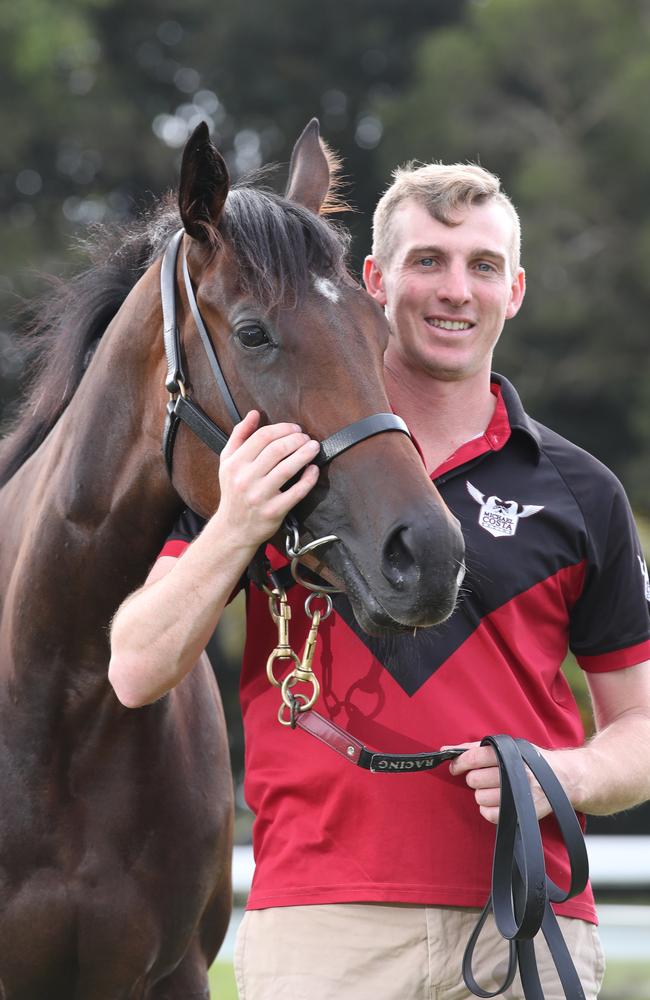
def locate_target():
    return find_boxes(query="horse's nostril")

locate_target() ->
[381,524,418,590]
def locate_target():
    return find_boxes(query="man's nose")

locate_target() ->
[437,263,471,305]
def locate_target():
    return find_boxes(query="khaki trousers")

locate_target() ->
[234,903,605,1000]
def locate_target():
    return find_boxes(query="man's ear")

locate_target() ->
[363,255,387,307]
[505,267,526,320]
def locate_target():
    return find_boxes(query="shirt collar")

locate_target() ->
[490,373,542,454]
[430,374,540,479]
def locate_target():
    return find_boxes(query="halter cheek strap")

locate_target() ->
[159,229,410,478]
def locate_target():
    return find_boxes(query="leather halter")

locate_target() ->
[160,229,410,479]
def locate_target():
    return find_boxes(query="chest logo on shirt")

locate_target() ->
[466,480,544,539]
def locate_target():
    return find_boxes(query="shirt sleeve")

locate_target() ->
[157,508,249,603]
[570,479,650,672]
[158,508,207,559]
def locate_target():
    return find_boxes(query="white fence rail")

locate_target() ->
[222,838,650,962]
[232,836,650,895]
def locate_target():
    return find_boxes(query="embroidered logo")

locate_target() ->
[466,481,544,539]
[638,555,650,602]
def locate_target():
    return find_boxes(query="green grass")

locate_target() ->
[209,959,650,999]
[601,960,650,999]
[209,961,238,1000]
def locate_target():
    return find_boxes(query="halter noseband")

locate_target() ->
[160,228,410,519]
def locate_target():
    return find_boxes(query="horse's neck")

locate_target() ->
[0,274,180,673]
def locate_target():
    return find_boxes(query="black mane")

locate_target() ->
[0,183,350,487]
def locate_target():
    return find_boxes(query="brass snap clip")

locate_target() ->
[265,588,300,687]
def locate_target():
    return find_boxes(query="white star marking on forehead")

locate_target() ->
[313,275,340,303]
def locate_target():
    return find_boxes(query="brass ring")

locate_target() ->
[278,691,310,727]
[281,671,320,712]
[266,648,300,687]
[305,592,333,621]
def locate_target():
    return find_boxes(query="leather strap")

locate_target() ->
[159,232,413,489]
[291,715,588,1000]
[162,399,182,475]
[316,413,410,466]
[181,252,241,426]
[160,230,186,393]
[461,735,589,1000]
[295,709,465,772]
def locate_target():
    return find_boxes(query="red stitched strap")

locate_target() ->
[295,710,364,764]
[294,709,464,772]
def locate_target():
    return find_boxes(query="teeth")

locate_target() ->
[429,319,472,331]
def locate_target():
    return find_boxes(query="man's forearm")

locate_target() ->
[553,710,650,815]
[108,512,257,708]
[108,414,322,708]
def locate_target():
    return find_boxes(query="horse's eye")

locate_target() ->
[236,325,270,349]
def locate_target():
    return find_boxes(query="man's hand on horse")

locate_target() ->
[217,410,321,547]
[443,741,572,824]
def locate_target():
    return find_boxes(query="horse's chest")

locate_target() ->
[0,669,233,993]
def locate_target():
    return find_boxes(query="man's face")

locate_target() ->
[364,198,525,382]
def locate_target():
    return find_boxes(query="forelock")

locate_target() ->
[222,186,350,309]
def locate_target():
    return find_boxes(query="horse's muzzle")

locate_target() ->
[322,515,466,636]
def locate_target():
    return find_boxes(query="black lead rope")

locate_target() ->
[294,712,589,1000]
[462,735,589,1000]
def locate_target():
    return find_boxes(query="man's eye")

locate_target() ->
[419,257,435,267]
[236,325,271,349]
[476,262,495,273]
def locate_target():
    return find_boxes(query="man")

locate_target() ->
[109,162,650,999]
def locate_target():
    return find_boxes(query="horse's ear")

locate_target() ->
[179,122,229,241]
[285,118,330,215]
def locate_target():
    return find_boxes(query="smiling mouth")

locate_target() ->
[426,318,475,331]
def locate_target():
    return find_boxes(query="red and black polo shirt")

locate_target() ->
[160,375,650,921]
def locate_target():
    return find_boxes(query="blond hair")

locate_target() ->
[372,162,521,274]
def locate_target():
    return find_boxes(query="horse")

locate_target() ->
[0,119,465,998]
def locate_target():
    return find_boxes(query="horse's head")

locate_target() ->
[163,120,465,635]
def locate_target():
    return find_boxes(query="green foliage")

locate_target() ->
[0,0,462,406]
[3,0,647,502]
[376,0,650,506]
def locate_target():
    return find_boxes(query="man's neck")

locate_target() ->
[384,353,496,475]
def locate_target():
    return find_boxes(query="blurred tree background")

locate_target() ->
[2,0,648,500]
[2,0,649,832]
